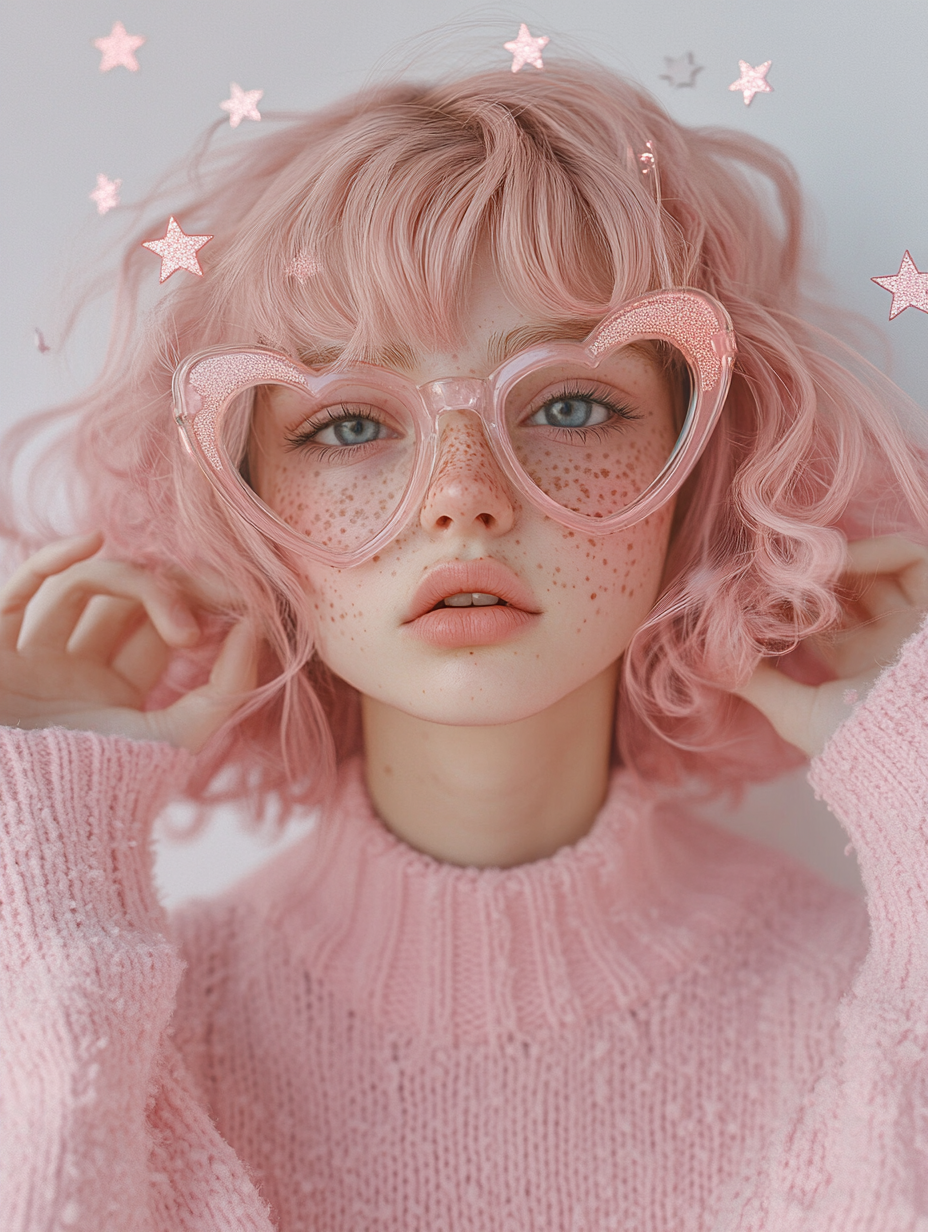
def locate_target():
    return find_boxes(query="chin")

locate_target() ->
[392,692,559,728]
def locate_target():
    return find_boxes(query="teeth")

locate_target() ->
[442,592,502,607]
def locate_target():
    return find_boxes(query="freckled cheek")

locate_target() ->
[517,416,676,517]
[256,450,413,555]
[298,540,413,656]
[540,509,673,626]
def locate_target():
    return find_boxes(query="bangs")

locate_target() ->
[204,68,675,363]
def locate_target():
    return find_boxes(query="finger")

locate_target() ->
[67,594,145,662]
[18,560,199,654]
[0,532,103,650]
[731,661,818,755]
[110,618,172,695]
[147,621,259,754]
[843,535,928,578]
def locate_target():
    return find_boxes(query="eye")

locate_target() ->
[285,407,396,451]
[313,416,385,446]
[528,396,612,429]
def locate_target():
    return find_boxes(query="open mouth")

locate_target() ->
[434,592,509,609]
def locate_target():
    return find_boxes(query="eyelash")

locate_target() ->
[527,385,642,438]
[283,405,387,452]
[282,386,641,451]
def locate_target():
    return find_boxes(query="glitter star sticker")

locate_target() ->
[89,174,121,215]
[284,251,321,283]
[729,60,773,106]
[93,21,146,72]
[220,82,264,128]
[871,251,928,320]
[660,52,703,89]
[504,24,549,73]
[142,217,213,283]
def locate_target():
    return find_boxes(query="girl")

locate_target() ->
[2,59,928,1231]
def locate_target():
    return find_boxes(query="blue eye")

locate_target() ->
[530,397,611,429]
[287,411,391,450]
[323,417,383,446]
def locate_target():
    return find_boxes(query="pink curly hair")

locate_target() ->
[3,62,927,826]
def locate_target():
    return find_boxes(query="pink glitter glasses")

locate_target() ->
[172,288,736,567]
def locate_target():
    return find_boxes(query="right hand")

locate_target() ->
[0,533,258,753]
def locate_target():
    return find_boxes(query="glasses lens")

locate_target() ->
[223,380,419,554]
[503,341,691,521]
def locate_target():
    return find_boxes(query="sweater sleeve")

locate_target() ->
[0,727,274,1232]
[721,619,928,1231]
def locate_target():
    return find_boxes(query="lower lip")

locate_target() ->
[404,604,539,648]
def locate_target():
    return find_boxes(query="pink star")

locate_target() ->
[284,251,321,283]
[142,217,213,283]
[729,60,773,106]
[503,24,549,73]
[93,21,146,73]
[220,83,264,128]
[871,251,928,320]
[89,174,121,215]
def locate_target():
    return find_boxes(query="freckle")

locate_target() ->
[590,593,597,600]
[372,555,380,562]
[383,764,393,776]
[621,584,626,593]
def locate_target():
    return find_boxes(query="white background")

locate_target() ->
[3,1,926,905]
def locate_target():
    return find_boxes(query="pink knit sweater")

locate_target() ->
[3,625,928,1230]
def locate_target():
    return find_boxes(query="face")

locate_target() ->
[249,266,678,726]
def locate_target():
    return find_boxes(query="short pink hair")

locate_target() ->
[4,63,927,825]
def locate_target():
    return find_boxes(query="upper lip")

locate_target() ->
[404,559,541,622]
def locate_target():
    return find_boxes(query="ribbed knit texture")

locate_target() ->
[3,620,928,1229]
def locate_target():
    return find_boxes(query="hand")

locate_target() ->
[0,533,258,754]
[732,536,928,758]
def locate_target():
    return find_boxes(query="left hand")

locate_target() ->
[732,536,928,757]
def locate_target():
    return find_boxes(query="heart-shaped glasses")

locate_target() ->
[172,288,735,567]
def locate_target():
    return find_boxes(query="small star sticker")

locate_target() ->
[93,21,146,73]
[284,251,321,284]
[871,251,928,320]
[660,52,703,89]
[729,60,773,106]
[220,83,264,128]
[142,217,213,283]
[89,174,121,215]
[503,24,549,73]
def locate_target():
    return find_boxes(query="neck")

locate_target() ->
[361,662,619,868]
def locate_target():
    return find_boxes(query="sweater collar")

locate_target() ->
[249,758,766,1043]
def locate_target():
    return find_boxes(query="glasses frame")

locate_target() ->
[172,287,736,568]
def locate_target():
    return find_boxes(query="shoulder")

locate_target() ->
[663,801,869,1004]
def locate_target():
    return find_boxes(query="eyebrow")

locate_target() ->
[297,321,594,374]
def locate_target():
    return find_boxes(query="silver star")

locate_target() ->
[660,52,703,89]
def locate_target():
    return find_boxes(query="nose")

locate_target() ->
[419,410,516,537]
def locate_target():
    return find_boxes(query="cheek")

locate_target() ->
[537,510,672,641]
[298,531,419,661]
[260,453,409,557]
